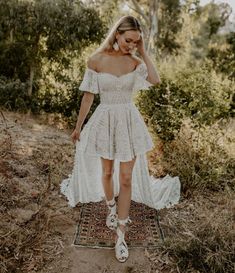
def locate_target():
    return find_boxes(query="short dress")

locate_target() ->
[60,62,181,209]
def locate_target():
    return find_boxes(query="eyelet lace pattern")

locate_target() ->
[60,61,181,213]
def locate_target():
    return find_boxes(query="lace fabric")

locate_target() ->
[60,61,181,210]
[78,62,153,96]
[79,68,99,94]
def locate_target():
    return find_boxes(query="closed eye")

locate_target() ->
[126,39,138,44]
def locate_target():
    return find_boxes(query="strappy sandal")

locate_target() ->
[105,197,118,230]
[115,216,132,263]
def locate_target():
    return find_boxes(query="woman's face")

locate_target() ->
[115,30,141,54]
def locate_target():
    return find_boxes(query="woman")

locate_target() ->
[60,15,181,263]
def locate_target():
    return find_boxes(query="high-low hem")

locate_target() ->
[76,142,154,162]
[60,61,181,210]
[60,141,181,209]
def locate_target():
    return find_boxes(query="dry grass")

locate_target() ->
[0,109,80,273]
[0,109,234,273]
[146,117,235,273]
[158,118,235,195]
[145,191,235,273]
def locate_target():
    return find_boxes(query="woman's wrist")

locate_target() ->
[141,50,149,60]
[75,124,81,131]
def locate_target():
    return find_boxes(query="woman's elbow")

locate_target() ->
[147,75,161,85]
[82,92,95,103]
[151,79,161,85]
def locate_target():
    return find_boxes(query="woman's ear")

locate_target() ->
[115,31,120,40]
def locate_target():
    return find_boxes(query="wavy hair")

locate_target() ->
[93,15,142,55]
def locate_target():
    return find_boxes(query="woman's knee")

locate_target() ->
[102,168,114,179]
[101,157,114,179]
[119,172,132,188]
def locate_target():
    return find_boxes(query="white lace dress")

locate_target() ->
[60,62,181,209]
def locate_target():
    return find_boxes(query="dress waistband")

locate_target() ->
[100,102,134,106]
[98,102,136,110]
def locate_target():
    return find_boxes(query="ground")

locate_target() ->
[0,109,234,273]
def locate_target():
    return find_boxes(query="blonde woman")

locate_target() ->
[60,15,181,263]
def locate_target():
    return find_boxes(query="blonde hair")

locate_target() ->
[93,15,142,54]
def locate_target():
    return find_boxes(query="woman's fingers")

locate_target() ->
[71,131,80,144]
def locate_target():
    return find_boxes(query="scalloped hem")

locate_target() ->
[59,151,181,210]
[76,143,154,162]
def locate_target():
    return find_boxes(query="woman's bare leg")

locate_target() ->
[117,156,137,233]
[100,157,115,201]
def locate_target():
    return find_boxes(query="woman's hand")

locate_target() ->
[71,127,81,144]
[136,34,146,56]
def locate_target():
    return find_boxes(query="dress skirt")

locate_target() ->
[60,102,181,210]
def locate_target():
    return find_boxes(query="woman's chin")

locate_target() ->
[118,47,128,54]
[123,49,131,54]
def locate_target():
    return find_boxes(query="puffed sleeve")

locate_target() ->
[79,68,99,94]
[133,62,153,92]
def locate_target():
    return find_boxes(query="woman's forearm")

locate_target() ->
[75,93,94,130]
[141,52,161,85]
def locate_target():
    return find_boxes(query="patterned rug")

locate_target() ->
[73,197,164,249]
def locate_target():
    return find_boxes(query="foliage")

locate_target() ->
[0,76,33,112]
[135,79,185,142]
[0,0,105,84]
[0,0,105,118]
[157,0,183,56]
[175,0,234,79]
[207,31,235,80]
[163,197,234,273]
[162,118,235,194]
[135,60,234,142]
[37,77,100,127]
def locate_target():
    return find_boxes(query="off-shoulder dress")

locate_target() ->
[60,62,181,209]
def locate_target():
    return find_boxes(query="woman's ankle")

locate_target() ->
[106,196,115,206]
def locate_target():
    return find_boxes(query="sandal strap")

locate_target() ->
[109,213,117,217]
[117,216,132,226]
[115,227,129,261]
[107,204,116,215]
[106,196,115,206]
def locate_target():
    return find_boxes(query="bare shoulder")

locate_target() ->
[87,52,103,71]
[130,55,143,67]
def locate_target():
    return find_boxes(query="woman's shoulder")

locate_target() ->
[130,55,143,67]
[87,52,104,71]
[86,52,143,71]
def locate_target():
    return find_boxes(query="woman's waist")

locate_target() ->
[97,101,136,110]
[99,93,133,105]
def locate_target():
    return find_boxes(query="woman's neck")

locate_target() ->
[106,49,130,57]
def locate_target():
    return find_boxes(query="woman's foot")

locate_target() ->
[105,197,118,230]
[115,216,132,263]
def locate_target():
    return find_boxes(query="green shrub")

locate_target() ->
[0,77,29,112]
[136,62,234,142]
[135,78,186,141]
[162,118,235,193]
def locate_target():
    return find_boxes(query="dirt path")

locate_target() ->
[0,109,157,273]
[2,109,233,273]
[40,223,153,273]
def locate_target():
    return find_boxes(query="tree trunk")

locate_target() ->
[147,0,159,56]
[26,64,34,116]
[130,0,159,56]
[28,64,34,97]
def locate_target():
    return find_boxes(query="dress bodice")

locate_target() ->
[79,62,153,105]
[61,61,181,210]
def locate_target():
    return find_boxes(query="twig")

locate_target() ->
[155,210,165,243]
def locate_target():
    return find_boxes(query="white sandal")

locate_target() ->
[105,197,118,230]
[115,216,132,263]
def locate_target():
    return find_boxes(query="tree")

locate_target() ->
[125,0,183,57]
[0,0,106,97]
